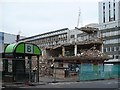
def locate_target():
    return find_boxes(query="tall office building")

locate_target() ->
[99,0,120,29]
[98,0,120,62]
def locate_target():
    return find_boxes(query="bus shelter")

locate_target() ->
[2,42,41,82]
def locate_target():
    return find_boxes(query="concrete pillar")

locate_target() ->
[62,46,65,56]
[42,48,46,58]
[74,45,77,56]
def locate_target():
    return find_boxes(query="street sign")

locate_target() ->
[25,44,33,54]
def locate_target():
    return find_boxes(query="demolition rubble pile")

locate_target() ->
[80,49,109,60]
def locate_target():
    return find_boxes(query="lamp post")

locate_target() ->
[28,56,32,83]
[54,63,56,83]
[37,56,39,82]
[52,58,57,83]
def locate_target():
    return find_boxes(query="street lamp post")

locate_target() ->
[54,64,57,82]
[52,58,57,83]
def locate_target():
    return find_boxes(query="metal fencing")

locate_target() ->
[79,63,120,81]
[1,58,120,83]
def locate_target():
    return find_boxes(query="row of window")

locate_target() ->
[108,55,120,59]
[103,38,119,44]
[71,33,98,40]
[108,2,116,22]
[102,2,116,23]
[103,2,105,23]
[24,30,68,42]
[102,30,119,37]
[39,40,67,47]
[103,46,120,52]
[30,34,67,47]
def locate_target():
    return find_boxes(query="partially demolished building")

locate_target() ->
[19,27,119,81]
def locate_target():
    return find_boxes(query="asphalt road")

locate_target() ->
[17,79,119,89]
[2,79,120,90]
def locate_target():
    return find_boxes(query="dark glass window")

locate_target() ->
[113,2,115,21]
[103,3,105,9]
[71,35,75,38]
[112,47,114,51]
[103,11,105,23]
[116,47,119,51]
[107,47,110,52]
[103,17,105,23]
[109,10,111,21]
[112,55,114,59]
[77,34,81,38]
[103,48,106,52]
[103,3,105,23]
[114,9,115,21]
[116,55,119,59]
[109,2,110,8]
[113,3,115,7]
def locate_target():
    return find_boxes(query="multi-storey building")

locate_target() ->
[0,32,25,53]
[20,28,68,45]
[19,27,102,58]
[99,0,120,29]
[98,0,120,62]
[101,27,120,62]
[19,28,69,57]
[19,27,110,80]
[0,32,4,54]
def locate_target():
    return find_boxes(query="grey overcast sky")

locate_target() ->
[0,0,102,37]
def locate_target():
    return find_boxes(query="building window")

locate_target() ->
[77,34,81,38]
[116,47,119,51]
[107,47,111,52]
[109,2,110,22]
[113,9,115,21]
[103,48,106,52]
[112,55,114,59]
[115,55,119,59]
[103,3,105,9]
[109,10,111,21]
[113,2,115,7]
[71,35,75,38]
[103,13,105,23]
[103,3,105,23]
[109,2,110,8]
[112,47,114,51]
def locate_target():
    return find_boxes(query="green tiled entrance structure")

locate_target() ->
[3,42,41,82]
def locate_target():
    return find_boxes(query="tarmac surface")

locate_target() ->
[1,76,120,89]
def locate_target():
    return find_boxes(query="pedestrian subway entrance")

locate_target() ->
[2,42,41,83]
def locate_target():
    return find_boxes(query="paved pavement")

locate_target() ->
[2,76,77,88]
[39,76,78,83]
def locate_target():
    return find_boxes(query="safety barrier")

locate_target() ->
[79,64,120,81]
